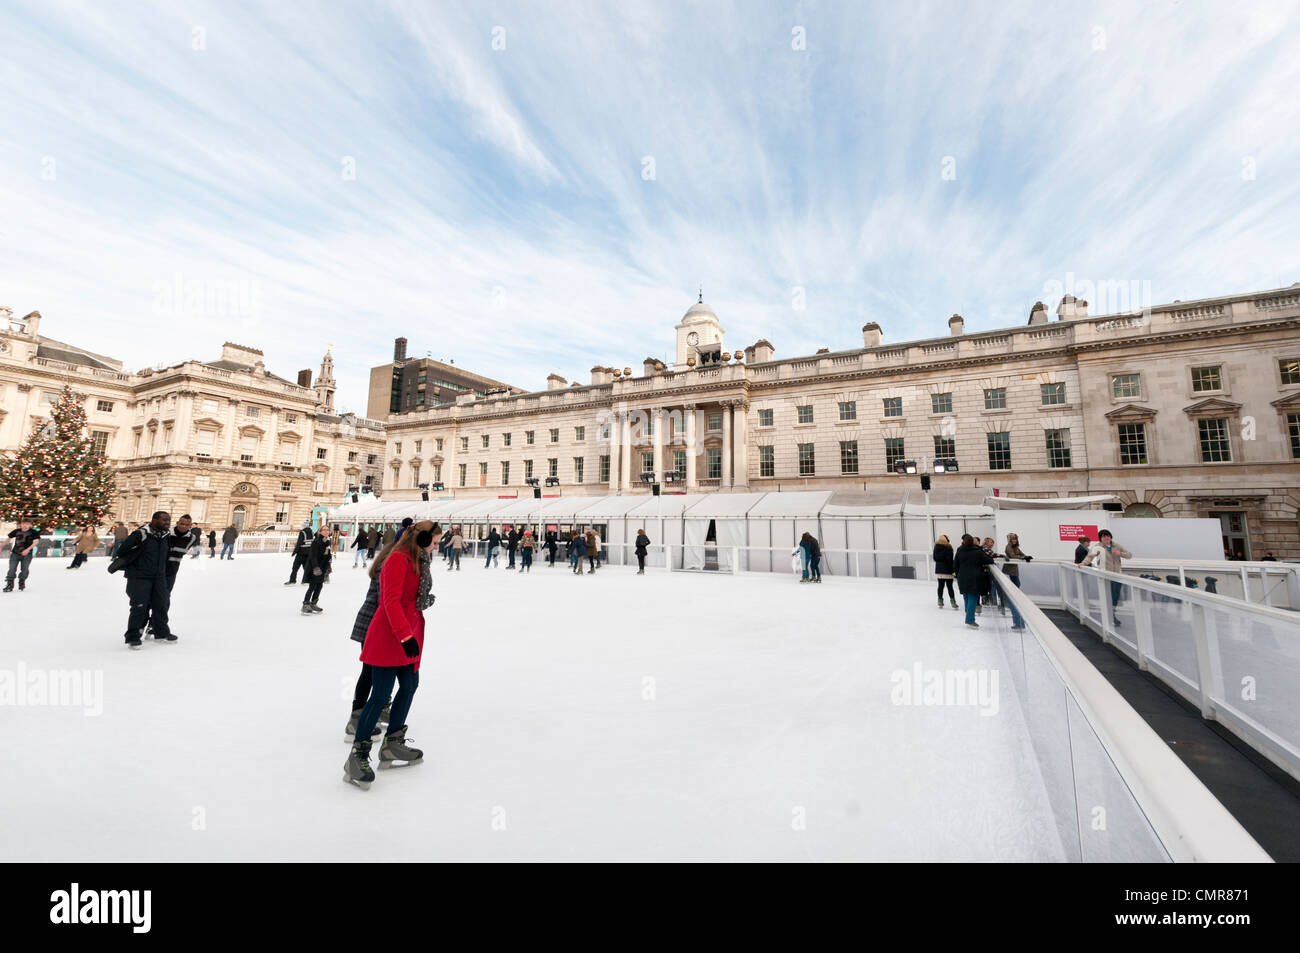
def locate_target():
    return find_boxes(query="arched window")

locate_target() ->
[1124,502,1161,518]
[232,505,247,531]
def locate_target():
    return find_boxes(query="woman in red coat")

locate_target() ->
[345,524,436,788]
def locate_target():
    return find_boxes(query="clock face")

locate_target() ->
[687,332,699,346]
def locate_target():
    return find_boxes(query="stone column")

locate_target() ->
[734,399,748,488]
[721,400,733,488]
[684,404,698,490]
[652,407,664,484]
[608,410,621,492]
[619,408,632,491]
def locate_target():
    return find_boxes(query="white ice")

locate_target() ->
[0,552,1066,861]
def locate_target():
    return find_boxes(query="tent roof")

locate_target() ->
[625,493,711,518]
[682,492,768,518]
[746,490,834,517]
[988,494,1118,510]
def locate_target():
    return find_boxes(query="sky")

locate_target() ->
[2,0,1298,414]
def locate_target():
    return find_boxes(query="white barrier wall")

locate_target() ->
[1107,515,1223,562]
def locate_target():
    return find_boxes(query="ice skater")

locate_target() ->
[345,522,437,789]
[285,520,314,585]
[545,530,557,567]
[506,526,519,569]
[1087,530,1132,626]
[519,532,535,571]
[954,534,994,629]
[351,529,370,568]
[4,517,42,592]
[207,528,217,557]
[933,535,957,609]
[585,530,600,573]
[1000,533,1032,631]
[68,524,99,570]
[113,511,176,648]
[634,528,650,574]
[145,514,199,639]
[485,527,501,568]
[301,525,333,614]
[219,524,238,559]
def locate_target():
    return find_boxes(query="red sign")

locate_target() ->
[1058,524,1099,542]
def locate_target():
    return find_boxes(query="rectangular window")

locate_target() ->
[884,438,905,473]
[548,458,558,478]
[838,401,857,421]
[413,440,422,453]
[246,406,260,417]
[707,448,723,479]
[787,406,809,426]
[931,393,952,415]
[478,462,488,486]
[599,455,610,483]
[1118,424,1147,465]
[549,428,559,443]
[240,435,258,462]
[759,445,775,477]
[573,458,584,483]
[882,397,902,417]
[502,433,511,447]
[395,442,402,455]
[201,398,218,415]
[410,465,420,488]
[89,430,110,456]
[95,399,114,413]
[435,438,443,452]
[195,430,215,456]
[279,481,290,491]
[191,499,208,522]
[367,454,377,465]
[1191,365,1222,392]
[526,430,535,445]
[316,447,327,460]
[458,463,467,487]
[758,408,774,428]
[1280,359,1300,385]
[645,416,655,438]
[798,443,815,476]
[707,412,723,431]
[1288,413,1300,459]
[987,432,1012,470]
[278,441,295,465]
[416,392,426,406]
[364,474,373,486]
[273,506,287,524]
[933,435,955,459]
[460,437,469,451]
[1198,418,1232,462]
[284,413,296,424]
[574,426,585,442]
[347,451,358,462]
[501,462,510,485]
[839,440,859,474]
[641,452,654,474]
[599,423,611,441]
[481,434,490,449]
[1040,382,1066,406]
[1045,429,1072,468]
[314,474,325,493]
[525,459,534,480]
[672,449,685,477]
[983,388,1006,410]
[195,475,211,489]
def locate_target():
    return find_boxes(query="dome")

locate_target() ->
[682,301,718,324]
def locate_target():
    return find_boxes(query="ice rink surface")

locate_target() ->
[1,552,1066,861]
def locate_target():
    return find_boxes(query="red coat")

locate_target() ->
[360,551,426,671]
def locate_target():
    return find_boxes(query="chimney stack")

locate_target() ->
[862,322,882,348]
[1056,295,1081,321]
[948,314,964,336]
[297,369,312,387]
[546,373,567,391]
[394,337,408,362]
[747,339,775,363]
[1028,301,1049,326]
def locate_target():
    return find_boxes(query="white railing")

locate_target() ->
[1055,563,1300,784]
[990,567,1270,862]
[1012,558,1299,612]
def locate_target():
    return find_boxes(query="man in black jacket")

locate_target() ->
[4,518,42,592]
[1073,536,1091,566]
[506,526,520,569]
[117,511,176,648]
[301,525,333,614]
[286,520,314,585]
[147,515,200,637]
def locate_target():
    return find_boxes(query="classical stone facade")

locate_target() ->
[380,285,1300,558]
[0,308,385,531]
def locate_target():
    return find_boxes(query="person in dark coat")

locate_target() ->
[351,530,371,568]
[286,521,314,584]
[545,530,558,566]
[220,525,238,559]
[519,532,535,572]
[116,511,176,647]
[207,528,217,557]
[506,527,520,569]
[301,525,333,614]
[4,518,42,592]
[485,528,501,568]
[146,514,200,637]
[366,528,380,558]
[1073,536,1091,566]
[634,529,650,574]
[438,528,451,560]
[933,535,957,609]
[953,534,994,628]
[570,532,587,574]
[382,525,396,547]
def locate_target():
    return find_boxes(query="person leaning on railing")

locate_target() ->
[1087,530,1132,627]
[1001,534,1032,631]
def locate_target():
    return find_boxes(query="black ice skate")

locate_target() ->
[300,604,315,615]
[344,740,375,789]
[155,632,178,643]
[2,582,12,593]
[126,636,143,650]
[378,726,423,769]
[344,709,382,743]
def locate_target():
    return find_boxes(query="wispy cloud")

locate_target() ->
[1,0,1297,411]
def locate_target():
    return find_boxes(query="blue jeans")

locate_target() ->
[353,548,367,567]
[809,555,821,580]
[963,593,980,624]
[485,546,498,568]
[800,548,810,579]
[355,663,419,742]
[219,543,234,559]
[1003,574,1023,627]
[1110,580,1123,609]
[521,549,532,569]
[7,551,33,583]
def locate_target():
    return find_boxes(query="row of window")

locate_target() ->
[773,387,1057,426]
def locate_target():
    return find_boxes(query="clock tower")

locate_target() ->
[674,290,725,368]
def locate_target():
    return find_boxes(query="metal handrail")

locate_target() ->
[1065,564,1299,624]
[991,566,1270,862]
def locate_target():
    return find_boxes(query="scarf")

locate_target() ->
[417,550,435,611]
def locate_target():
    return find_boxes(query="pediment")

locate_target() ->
[1104,403,1156,421]
[1182,397,1242,416]
[238,422,267,435]
[1270,392,1300,410]
[193,416,224,430]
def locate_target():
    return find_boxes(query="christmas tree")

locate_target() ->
[0,385,117,528]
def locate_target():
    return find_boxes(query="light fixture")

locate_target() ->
[544,476,560,487]
[639,471,656,484]
[933,458,959,473]
[894,459,918,475]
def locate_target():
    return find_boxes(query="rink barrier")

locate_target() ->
[990,567,1270,862]
[1053,563,1300,785]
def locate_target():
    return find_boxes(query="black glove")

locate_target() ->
[401,637,420,658]
[1025,555,1033,562]
[313,567,322,576]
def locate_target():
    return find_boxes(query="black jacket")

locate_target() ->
[117,527,172,580]
[207,531,216,547]
[1073,543,1090,565]
[506,531,519,551]
[953,543,994,594]
[635,533,650,554]
[222,527,238,544]
[801,536,821,559]
[6,528,42,554]
[933,543,954,576]
[307,535,333,575]
[294,527,314,553]
[351,533,367,550]
[487,530,501,549]
[166,527,201,577]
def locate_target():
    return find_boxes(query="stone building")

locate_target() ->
[380,284,1300,559]
[0,307,385,530]
[367,336,523,419]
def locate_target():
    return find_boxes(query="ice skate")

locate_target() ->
[344,740,374,789]
[126,636,143,650]
[344,709,382,742]
[155,632,178,643]
[2,582,12,593]
[377,702,392,727]
[300,604,315,615]
[378,726,423,769]
[18,581,25,591]
[309,603,324,613]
